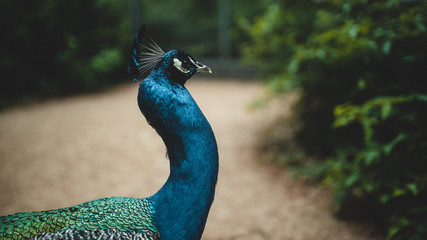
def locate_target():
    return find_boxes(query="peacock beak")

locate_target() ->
[196,62,212,73]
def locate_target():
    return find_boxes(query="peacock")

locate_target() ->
[0,25,218,240]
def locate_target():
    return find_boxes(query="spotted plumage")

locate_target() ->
[0,25,217,240]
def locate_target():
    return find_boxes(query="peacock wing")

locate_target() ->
[0,197,160,239]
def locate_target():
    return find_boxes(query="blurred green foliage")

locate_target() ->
[0,0,130,108]
[0,0,261,108]
[332,95,427,239]
[140,0,218,57]
[240,0,427,239]
[140,0,263,57]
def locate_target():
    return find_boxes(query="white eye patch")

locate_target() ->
[173,58,190,74]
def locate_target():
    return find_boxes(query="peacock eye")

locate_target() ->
[182,59,190,69]
[173,58,190,74]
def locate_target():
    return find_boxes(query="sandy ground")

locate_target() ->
[0,79,382,239]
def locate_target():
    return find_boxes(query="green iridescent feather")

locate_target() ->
[0,197,158,239]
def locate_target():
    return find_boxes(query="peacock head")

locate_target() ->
[162,50,212,85]
[129,25,211,85]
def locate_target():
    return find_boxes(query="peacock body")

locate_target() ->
[0,25,218,240]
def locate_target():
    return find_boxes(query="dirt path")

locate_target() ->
[0,79,381,239]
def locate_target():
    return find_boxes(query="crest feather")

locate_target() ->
[128,25,165,81]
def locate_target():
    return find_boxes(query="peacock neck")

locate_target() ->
[139,77,218,240]
[150,119,218,240]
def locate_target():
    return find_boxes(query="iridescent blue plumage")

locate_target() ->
[0,25,217,240]
[138,50,218,239]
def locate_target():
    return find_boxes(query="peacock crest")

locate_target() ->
[128,25,165,82]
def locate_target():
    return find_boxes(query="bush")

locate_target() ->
[332,95,427,239]
[240,0,427,238]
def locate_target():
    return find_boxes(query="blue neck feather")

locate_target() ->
[137,67,219,240]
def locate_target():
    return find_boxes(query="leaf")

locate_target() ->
[388,226,399,239]
[342,3,352,13]
[406,183,418,195]
[344,173,359,187]
[333,104,360,128]
[382,40,392,55]
[393,188,406,197]
[357,78,366,90]
[383,134,405,155]
[365,149,380,165]
[413,94,427,102]
[381,100,393,120]
[348,24,359,38]
[380,194,390,204]
[403,55,416,62]
[415,14,426,32]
